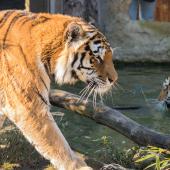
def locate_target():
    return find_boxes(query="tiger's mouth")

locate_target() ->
[86,79,113,93]
[78,78,113,106]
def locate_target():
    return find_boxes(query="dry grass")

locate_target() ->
[0,119,134,170]
[0,121,48,170]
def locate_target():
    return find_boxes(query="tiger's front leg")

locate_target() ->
[4,97,91,170]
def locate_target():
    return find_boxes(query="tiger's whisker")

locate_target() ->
[79,86,90,97]
[78,87,90,103]
[109,86,114,105]
[115,82,124,91]
[78,82,94,103]
[79,82,93,95]
[98,86,104,105]
[93,91,97,109]
[85,86,95,103]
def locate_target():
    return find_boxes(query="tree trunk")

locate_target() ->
[63,0,99,26]
[50,89,170,149]
[25,0,30,11]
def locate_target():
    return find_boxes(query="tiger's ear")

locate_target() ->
[64,22,84,43]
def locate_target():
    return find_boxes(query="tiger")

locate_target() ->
[159,77,170,108]
[0,10,118,170]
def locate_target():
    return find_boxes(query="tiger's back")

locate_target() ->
[0,10,74,113]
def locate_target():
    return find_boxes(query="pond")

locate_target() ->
[53,65,170,160]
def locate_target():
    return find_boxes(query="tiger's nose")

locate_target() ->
[108,78,113,83]
[108,72,118,83]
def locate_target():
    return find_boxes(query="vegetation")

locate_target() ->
[1,120,170,170]
[0,122,48,170]
[0,121,134,170]
[0,163,20,170]
[134,146,170,170]
[90,135,134,168]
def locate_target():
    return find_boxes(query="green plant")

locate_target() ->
[0,163,20,170]
[133,146,170,170]
[92,136,134,168]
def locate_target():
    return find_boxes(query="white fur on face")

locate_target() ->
[55,54,78,85]
[54,39,90,85]
[89,41,105,60]
[162,77,170,98]
[163,77,170,90]
[93,78,113,95]
[55,55,67,85]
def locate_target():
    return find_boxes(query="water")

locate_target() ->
[52,66,170,158]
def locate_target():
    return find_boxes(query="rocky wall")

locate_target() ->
[101,0,170,63]
[63,0,170,63]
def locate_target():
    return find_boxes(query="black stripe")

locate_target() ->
[33,86,48,105]
[71,53,78,67]
[20,15,50,28]
[0,11,15,29]
[5,53,43,105]
[89,34,98,41]
[40,76,49,91]
[46,57,51,75]
[3,13,25,49]
[18,45,40,82]
[20,13,37,27]
[4,53,21,96]
[79,66,92,70]
[44,63,51,79]
[87,70,95,75]
[85,45,90,51]
[96,56,103,64]
[71,70,78,79]
[18,45,29,68]
[20,17,34,27]
[85,45,94,56]
[94,40,101,44]
[80,53,86,66]
[78,53,93,70]
[4,51,38,104]
[89,50,93,56]
[32,16,50,26]
[20,45,50,83]
[97,46,102,51]
[93,46,102,54]
[19,45,49,92]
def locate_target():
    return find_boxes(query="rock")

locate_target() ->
[63,0,98,26]
[63,0,170,63]
[99,0,170,63]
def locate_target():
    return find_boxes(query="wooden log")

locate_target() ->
[50,89,170,149]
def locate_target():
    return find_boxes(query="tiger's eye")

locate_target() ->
[90,57,95,64]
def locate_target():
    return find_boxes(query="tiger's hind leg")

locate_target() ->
[0,113,6,129]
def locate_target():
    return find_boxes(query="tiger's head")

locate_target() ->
[53,21,117,95]
[159,77,170,106]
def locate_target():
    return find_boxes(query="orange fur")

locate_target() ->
[0,10,117,170]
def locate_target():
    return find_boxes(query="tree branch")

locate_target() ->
[50,89,170,149]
